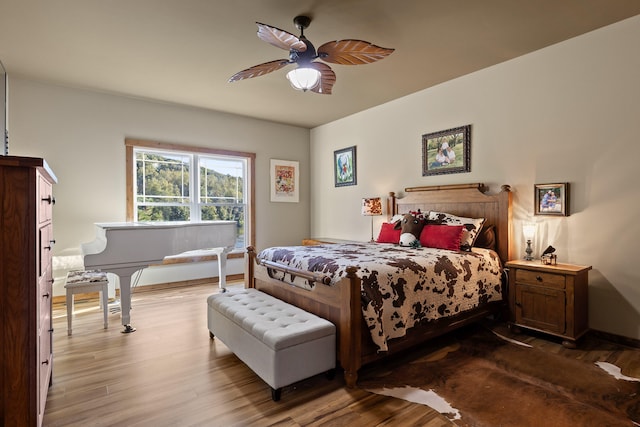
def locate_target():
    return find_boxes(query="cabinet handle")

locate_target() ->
[42,359,49,365]
[42,195,56,205]
[536,275,543,282]
[43,293,50,298]
[515,301,522,307]
[48,328,54,333]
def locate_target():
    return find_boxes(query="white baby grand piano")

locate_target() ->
[82,221,237,333]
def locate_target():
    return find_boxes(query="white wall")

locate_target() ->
[310,16,640,340]
[8,79,310,296]
[7,15,639,340]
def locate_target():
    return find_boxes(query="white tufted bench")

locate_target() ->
[207,288,336,401]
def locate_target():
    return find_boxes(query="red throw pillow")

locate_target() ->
[376,222,402,244]
[419,225,464,250]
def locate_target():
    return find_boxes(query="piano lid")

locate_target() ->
[92,221,236,229]
[82,221,237,269]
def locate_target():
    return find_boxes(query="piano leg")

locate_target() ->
[117,272,137,333]
[213,247,230,293]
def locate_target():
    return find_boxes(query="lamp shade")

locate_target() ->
[523,223,536,240]
[286,67,321,91]
[362,197,382,216]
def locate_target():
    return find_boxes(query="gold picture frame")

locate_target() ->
[534,183,569,216]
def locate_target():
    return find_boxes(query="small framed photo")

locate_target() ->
[270,159,299,203]
[422,125,471,176]
[334,146,357,187]
[535,183,569,216]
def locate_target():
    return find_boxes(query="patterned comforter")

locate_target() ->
[257,243,504,351]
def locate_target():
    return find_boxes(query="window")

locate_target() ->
[125,139,255,249]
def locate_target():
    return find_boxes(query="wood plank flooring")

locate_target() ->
[44,281,453,427]
[45,281,639,426]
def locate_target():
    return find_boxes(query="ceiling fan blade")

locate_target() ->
[309,62,336,95]
[228,59,290,82]
[317,40,394,65]
[256,22,307,52]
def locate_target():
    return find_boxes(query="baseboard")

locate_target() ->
[52,273,244,305]
[589,329,640,349]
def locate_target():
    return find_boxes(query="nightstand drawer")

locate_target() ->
[515,269,565,289]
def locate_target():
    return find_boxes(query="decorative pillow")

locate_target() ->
[474,224,496,251]
[427,211,485,251]
[376,222,402,244]
[419,225,464,250]
[396,211,427,247]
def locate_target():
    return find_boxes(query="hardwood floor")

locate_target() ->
[44,281,453,427]
[45,281,639,426]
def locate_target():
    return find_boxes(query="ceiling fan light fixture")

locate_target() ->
[286,67,320,91]
[229,17,393,95]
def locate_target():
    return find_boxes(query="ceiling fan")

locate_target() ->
[228,15,394,94]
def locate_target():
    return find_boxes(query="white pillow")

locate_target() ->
[427,211,485,250]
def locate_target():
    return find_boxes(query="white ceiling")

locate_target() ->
[1,0,639,128]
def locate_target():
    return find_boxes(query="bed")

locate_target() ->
[245,183,512,387]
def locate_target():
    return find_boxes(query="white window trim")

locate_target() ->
[125,138,255,249]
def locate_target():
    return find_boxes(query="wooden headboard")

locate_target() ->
[389,183,512,263]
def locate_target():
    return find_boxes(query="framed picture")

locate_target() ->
[334,145,357,187]
[422,125,471,176]
[534,183,569,216]
[270,159,299,203]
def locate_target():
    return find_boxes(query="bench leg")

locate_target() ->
[271,387,281,402]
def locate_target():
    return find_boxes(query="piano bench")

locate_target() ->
[64,270,110,336]
[207,288,336,401]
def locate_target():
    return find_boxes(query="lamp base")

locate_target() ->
[524,239,533,261]
[370,216,375,242]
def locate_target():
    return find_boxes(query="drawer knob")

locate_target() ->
[536,275,543,282]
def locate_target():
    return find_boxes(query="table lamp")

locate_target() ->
[362,197,383,242]
[523,223,536,261]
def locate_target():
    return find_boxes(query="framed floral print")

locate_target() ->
[270,159,299,202]
[334,146,357,187]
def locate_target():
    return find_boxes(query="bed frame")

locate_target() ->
[246,183,512,387]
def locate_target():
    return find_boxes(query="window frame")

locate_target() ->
[125,138,255,249]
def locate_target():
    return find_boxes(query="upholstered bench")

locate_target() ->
[207,288,336,401]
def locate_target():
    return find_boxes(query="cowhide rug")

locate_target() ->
[359,325,640,426]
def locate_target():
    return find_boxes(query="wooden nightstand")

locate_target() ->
[505,260,592,348]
